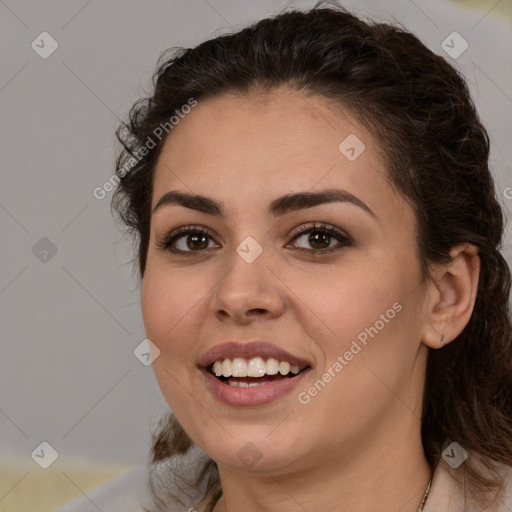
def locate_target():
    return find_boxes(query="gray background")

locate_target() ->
[1,0,511,474]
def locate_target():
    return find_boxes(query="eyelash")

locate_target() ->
[156,222,354,256]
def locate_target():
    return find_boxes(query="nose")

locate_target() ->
[210,246,286,324]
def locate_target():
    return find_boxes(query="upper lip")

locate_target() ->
[198,341,313,369]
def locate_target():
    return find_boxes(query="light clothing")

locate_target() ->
[424,456,512,512]
[54,445,512,512]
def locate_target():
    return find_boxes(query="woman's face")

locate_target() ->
[141,87,430,474]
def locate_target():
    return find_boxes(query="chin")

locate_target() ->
[198,433,305,473]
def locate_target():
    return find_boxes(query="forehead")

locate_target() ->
[151,88,399,219]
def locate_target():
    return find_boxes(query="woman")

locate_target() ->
[109,1,512,511]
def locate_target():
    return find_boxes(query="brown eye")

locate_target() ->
[156,226,219,254]
[180,232,210,251]
[156,222,353,256]
[288,223,353,253]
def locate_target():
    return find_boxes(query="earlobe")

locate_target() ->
[422,243,481,349]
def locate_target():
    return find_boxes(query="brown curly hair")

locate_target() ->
[111,1,512,510]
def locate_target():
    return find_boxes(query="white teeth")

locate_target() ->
[211,357,305,378]
[247,357,266,377]
[265,358,279,375]
[232,358,247,377]
[228,380,268,387]
[278,361,291,375]
[222,359,232,378]
[213,361,223,377]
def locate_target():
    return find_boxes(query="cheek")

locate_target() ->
[141,268,203,414]
[302,263,404,342]
[309,252,423,383]
[141,265,203,367]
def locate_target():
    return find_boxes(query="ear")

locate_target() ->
[422,243,481,349]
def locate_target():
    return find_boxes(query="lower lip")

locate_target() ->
[199,367,311,407]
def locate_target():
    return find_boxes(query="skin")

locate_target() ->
[141,86,480,512]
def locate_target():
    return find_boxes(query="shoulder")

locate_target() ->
[424,452,512,512]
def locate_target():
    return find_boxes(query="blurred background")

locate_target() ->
[0,0,511,510]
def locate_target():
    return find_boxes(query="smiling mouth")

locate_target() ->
[199,356,313,407]
[208,357,311,387]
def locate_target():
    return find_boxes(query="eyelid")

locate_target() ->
[155,224,218,252]
[156,222,354,254]
[286,222,354,254]
[289,222,352,241]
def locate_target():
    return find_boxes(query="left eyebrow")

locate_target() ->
[152,188,375,218]
[268,189,375,218]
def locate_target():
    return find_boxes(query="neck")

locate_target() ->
[213,406,431,512]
